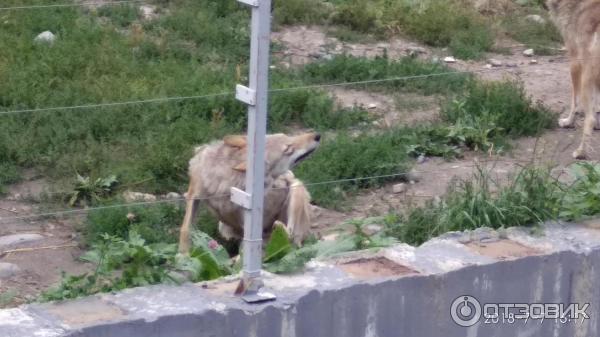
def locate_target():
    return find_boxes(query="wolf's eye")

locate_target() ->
[284,144,294,155]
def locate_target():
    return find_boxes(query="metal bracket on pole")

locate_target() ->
[235,85,256,106]
[230,187,252,210]
[237,0,259,7]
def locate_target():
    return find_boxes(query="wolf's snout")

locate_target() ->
[314,133,321,142]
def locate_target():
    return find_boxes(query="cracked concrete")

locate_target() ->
[2,221,600,337]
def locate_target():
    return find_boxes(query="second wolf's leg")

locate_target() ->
[179,186,201,254]
[560,62,582,128]
[573,72,597,159]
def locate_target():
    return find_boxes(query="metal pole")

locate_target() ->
[231,0,275,302]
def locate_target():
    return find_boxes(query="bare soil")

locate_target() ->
[0,25,591,307]
[338,256,417,280]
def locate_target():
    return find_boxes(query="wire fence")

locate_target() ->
[0,0,145,11]
[0,2,585,225]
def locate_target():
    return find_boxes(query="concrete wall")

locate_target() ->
[2,221,600,337]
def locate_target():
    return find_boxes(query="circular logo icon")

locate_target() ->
[451,295,482,327]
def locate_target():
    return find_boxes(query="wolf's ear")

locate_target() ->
[224,135,247,148]
[233,162,247,172]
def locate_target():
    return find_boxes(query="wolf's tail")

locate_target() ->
[285,173,312,246]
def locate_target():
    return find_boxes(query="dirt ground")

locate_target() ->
[0,25,593,307]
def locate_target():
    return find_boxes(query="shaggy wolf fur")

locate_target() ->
[178,132,320,254]
[546,0,600,159]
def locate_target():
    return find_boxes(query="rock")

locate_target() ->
[308,52,324,59]
[529,59,538,65]
[367,103,377,109]
[488,58,503,67]
[0,263,20,279]
[523,49,535,57]
[139,5,157,20]
[322,54,334,61]
[417,154,427,164]
[443,56,456,63]
[362,224,383,236]
[406,168,422,183]
[485,64,493,69]
[0,233,44,249]
[269,65,276,69]
[406,46,427,56]
[123,191,157,202]
[34,31,56,44]
[505,62,518,68]
[165,192,182,200]
[392,183,407,194]
[525,14,546,24]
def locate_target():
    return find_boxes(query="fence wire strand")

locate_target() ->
[0,158,541,223]
[0,0,145,11]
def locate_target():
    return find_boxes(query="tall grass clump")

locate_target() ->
[295,131,412,209]
[272,0,332,26]
[384,165,563,245]
[441,80,556,138]
[299,55,472,95]
[385,0,494,59]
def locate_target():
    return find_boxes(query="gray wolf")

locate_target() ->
[178,132,321,254]
[546,0,600,159]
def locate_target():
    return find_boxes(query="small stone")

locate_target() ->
[392,183,407,194]
[0,263,20,279]
[523,49,535,57]
[0,233,44,249]
[123,191,157,202]
[269,65,276,69]
[485,64,493,69]
[308,52,324,59]
[406,46,427,56]
[525,14,546,24]
[139,5,158,20]
[406,168,422,183]
[506,62,518,68]
[368,103,377,109]
[362,224,383,236]
[165,192,182,200]
[488,58,503,67]
[443,56,456,63]
[322,54,334,61]
[34,31,56,44]
[529,59,538,65]
[126,213,136,222]
[417,154,427,164]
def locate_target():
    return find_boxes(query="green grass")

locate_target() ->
[384,165,564,245]
[441,80,556,138]
[502,10,562,55]
[297,54,473,95]
[0,2,369,194]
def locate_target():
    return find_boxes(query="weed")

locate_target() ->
[69,174,118,206]
[272,0,332,27]
[384,165,563,245]
[298,55,472,96]
[295,131,412,209]
[441,80,556,138]
[560,163,600,221]
[40,229,231,301]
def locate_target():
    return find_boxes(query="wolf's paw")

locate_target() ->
[573,148,588,160]
[558,117,575,128]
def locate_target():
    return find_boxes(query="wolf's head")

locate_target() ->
[224,132,321,178]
